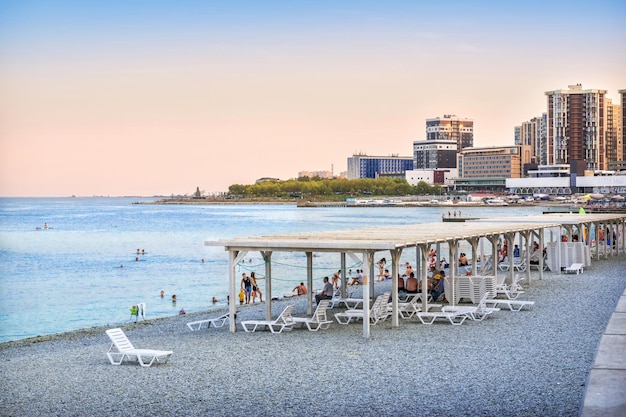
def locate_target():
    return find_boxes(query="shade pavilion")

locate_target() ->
[205,213,625,338]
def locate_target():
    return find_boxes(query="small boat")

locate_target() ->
[486,198,508,206]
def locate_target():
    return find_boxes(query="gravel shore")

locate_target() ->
[1,256,625,417]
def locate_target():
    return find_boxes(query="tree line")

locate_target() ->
[227,177,444,198]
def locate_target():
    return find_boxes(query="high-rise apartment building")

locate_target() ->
[426,115,473,153]
[606,98,623,168]
[514,113,548,166]
[545,84,607,170]
[619,89,626,170]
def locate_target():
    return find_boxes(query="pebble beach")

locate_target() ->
[1,256,625,417]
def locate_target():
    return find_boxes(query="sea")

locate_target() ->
[0,197,547,343]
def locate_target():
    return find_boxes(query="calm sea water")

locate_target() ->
[0,197,545,342]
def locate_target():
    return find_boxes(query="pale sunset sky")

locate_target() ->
[1,0,625,197]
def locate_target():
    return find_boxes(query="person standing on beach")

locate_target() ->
[250,272,263,303]
[376,258,386,279]
[315,277,333,305]
[241,273,252,304]
[331,270,341,289]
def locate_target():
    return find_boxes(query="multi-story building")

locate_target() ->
[545,84,607,170]
[616,89,626,171]
[514,113,548,166]
[426,115,473,153]
[346,154,414,180]
[606,98,623,171]
[453,146,522,192]
[412,139,457,169]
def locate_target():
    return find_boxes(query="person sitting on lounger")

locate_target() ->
[349,269,363,286]
[430,270,446,302]
[397,274,405,293]
[405,272,418,293]
[315,277,334,305]
[458,253,468,267]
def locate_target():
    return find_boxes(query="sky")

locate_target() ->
[1,0,625,197]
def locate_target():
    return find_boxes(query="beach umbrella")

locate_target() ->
[610,195,624,202]
[581,194,592,200]
[590,193,604,200]
[578,207,586,214]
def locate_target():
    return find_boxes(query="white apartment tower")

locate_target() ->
[515,113,548,166]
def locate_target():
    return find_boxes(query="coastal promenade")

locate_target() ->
[580,286,626,417]
[1,257,624,416]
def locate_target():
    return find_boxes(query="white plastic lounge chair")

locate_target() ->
[529,252,548,271]
[415,311,468,325]
[187,312,230,331]
[564,263,584,274]
[498,256,526,272]
[335,293,390,325]
[495,275,525,300]
[105,328,173,367]
[241,305,296,333]
[484,298,535,311]
[328,288,361,309]
[390,294,441,319]
[395,294,422,319]
[442,294,500,321]
[292,300,333,331]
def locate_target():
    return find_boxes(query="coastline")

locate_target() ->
[1,256,625,416]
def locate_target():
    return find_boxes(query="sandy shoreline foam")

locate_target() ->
[1,256,625,417]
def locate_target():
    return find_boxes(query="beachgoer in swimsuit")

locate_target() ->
[250,272,263,303]
[292,282,307,296]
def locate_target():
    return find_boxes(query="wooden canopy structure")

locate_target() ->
[206,213,625,338]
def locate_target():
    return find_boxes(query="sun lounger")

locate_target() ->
[484,298,534,311]
[328,288,361,309]
[335,293,390,325]
[495,275,525,300]
[292,300,333,331]
[187,313,231,331]
[105,328,173,367]
[564,263,584,274]
[241,305,296,333]
[498,256,526,272]
[415,311,468,325]
[390,294,440,319]
[442,294,500,321]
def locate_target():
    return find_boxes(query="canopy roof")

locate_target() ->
[206,213,624,253]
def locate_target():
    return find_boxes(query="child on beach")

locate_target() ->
[238,290,245,305]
